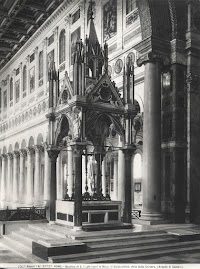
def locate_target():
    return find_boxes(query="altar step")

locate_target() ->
[2,223,200,263]
[42,224,200,263]
[0,224,67,263]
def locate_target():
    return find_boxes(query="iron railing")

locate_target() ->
[0,207,46,222]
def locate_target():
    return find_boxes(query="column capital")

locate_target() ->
[122,145,136,159]
[113,152,118,161]
[42,37,48,48]
[134,36,170,67]
[34,145,44,153]
[64,15,71,26]
[13,150,20,158]
[47,148,60,161]
[7,152,13,160]
[34,46,38,53]
[137,51,170,67]
[25,55,30,63]
[19,149,27,157]
[26,147,35,155]
[1,153,7,160]
[70,142,86,157]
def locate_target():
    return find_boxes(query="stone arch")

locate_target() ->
[136,0,172,41]
[14,142,19,150]
[86,113,124,146]
[8,144,13,153]
[28,136,35,147]
[37,133,44,145]
[21,139,26,149]
[55,115,70,146]
[135,93,144,113]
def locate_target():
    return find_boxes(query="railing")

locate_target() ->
[0,207,46,222]
[132,209,141,219]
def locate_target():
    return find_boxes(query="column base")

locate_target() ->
[134,212,171,225]
[43,200,50,208]
[48,221,56,225]
[73,226,83,232]
[0,201,7,209]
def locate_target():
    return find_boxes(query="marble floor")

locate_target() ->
[0,223,200,266]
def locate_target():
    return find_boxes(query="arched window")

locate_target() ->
[10,78,13,106]
[3,90,7,110]
[39,51,43,80]
[23,65,27,98]
[133,153,142,179]
[59,29,66,64]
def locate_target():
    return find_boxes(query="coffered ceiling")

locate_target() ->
[0,0,64,71]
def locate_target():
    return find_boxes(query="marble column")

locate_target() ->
[34,145,43,206]
[19,149,26,203]
[102,159,106,197]
[113,153,118,200]
[57,152,63,200]
[118,148,125,209]
[13,151,20,203]
[47,148,60,222]
[26,147,34,206]
[0,154,7,207]
[95,153,103,198]
[122,146,135,224]
[44,147,50,207]
[7,153,13,202]
[72,143,83,229]
[67,146,73,198]
[141,58,162,221]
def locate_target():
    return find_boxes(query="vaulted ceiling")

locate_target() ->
[0,0,64,71]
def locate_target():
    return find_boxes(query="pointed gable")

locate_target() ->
[86,73,124,108]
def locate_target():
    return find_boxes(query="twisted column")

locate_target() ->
[19,149,27,203]
[13,151,20,203]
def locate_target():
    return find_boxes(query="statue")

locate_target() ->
[72,109,82,141]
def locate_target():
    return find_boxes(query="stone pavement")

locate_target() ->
[0,223,200,265]
[0,242,30,263]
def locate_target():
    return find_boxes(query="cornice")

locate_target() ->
[0,0,74,77]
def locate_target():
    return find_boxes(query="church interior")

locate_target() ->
[0,0,200,264]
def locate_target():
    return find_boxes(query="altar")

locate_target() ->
[56,200,122,227]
